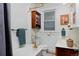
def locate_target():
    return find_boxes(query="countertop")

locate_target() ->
[56,39,78,50]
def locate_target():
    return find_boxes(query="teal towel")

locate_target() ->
[16,29,26,48]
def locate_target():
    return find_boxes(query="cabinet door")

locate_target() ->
[32,11,41,29]
[32,11,36,28]
[56,47,78,56]
[56,47,64,56]
[64,49,71,56]
[63,48,78,56]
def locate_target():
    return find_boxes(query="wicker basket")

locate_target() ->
[67,38,73,47]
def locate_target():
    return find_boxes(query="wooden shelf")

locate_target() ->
[32,11,41,29]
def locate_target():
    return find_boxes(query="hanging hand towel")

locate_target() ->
[16,28,26,48]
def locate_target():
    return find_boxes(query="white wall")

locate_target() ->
[11,3,30,29]
[10,3,76,54]
[10,4,32,53]
[32,4,73,51]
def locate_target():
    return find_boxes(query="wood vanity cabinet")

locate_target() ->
[56,47,78,56]
[32,11,41,29]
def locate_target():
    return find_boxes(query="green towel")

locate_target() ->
[16,29,26,48]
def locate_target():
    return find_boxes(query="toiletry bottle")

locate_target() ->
[61,28,66,37]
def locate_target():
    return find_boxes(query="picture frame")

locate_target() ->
[60,14,69,25]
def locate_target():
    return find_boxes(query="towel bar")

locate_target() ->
[11,29,27,31]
